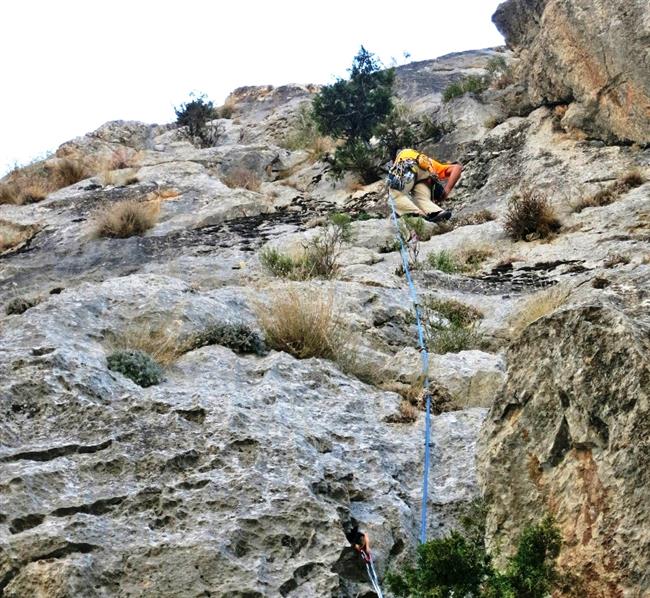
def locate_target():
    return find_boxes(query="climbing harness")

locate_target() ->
[360,550,384,598]
[387,186,433,545]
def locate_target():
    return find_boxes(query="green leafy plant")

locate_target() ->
[260,213,352,280]
[427,250,459,274]
[174,92,216,147]
[388,514,561,598]
[421,297,485,354]
[190,322,267,355]
[442,75,490,103]
[107,349,164,387]
[259,248,297,278]
[312,47,395,183]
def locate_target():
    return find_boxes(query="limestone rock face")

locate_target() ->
[0,274,486,597]
[493,0,650,143]
[477,276,650,596]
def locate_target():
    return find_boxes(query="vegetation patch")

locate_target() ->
[427,247,493,274]
[573,169,646,213]
[0,155,92,205]
[504,190,561,241]
[107,349,164,388]
[5,296,41,315]
[508,285,570,339]
[260,213,352,280]
[387,507,562,598]
[174,92,216,147]
[421,297,485,354]
[280,102,336,161]
[442,74,490,103]
[0,220,40,253]
[93,199,160,238]
[256,288,347,361]
[190,322,267,356]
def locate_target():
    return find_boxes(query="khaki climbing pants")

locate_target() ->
[390,167,444,216]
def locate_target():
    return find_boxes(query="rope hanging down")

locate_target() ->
[361,550,384,598]
[387,187,433,545]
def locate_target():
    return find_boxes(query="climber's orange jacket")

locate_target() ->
[395,148,454,180]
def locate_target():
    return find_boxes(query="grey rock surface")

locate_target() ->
[477,274,650,596]
[1,30,649,597]
[493,0,650,143]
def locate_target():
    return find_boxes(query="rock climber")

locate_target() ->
[388,148,463,223]
[345,525,372,562]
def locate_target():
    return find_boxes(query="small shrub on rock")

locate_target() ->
[573,169,646,213]
[442,75,490,103]
[427,250,460,274]
[174,93,216,147]
[5,296,41,315]
[388,514,561,598]
[260,248,298,278]
[257,288,346,360]
[191,323,267,355]
[260,214,352,280]
[93,199,160,238]
[107,349,164,387]
[422,297,485,354]
[504,190,561,241]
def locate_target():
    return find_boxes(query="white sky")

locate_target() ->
[0,0,504,176]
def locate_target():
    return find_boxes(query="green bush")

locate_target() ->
[191,323,267,355]
[312,47,395,184]
[260,214,351,280]
[442,75,490,103]
[313,46,394,142]
[328,138,383,184]
[174,93,216,147]
[422,297,485,354]
[259,248,298,278]
[107,349,164,387]
[387,515,561,598]
[428,251,460,274]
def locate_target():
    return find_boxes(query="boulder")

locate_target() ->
[493,0,650,143]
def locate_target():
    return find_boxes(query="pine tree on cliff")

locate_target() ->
[312,46,395,183]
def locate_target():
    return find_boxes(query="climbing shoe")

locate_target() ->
[425,210,452,223]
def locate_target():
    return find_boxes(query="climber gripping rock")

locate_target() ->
[388,148,463,223]
[345,525,372,561]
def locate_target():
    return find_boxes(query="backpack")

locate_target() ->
[387,157,418,191]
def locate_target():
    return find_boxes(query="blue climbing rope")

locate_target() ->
[387,187,432,545]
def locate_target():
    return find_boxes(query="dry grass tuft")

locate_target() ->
[508,285,571,339]
[221,168,261,192]
[573,169,646,213]
[454,209,495,227]
[618,169,645,188]
[256,288,347,360]
[504,189,561,241]
[93,199,160,238]
[105,320,185,367]
[51,157,92,187]
[0,220,39,252]
[603,253,630,269]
